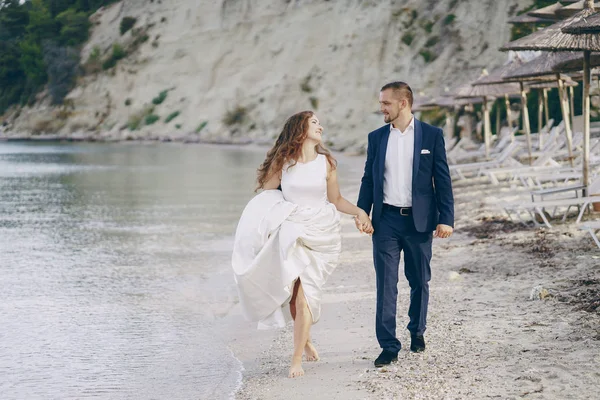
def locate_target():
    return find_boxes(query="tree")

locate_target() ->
[26,0,58,43]
[19,38,47,87]
[56,7,89,45]
[0,0,29,40]
[43,41,79,104]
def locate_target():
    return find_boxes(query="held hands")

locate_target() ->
[434,224,453,239]
[354,211,374,235]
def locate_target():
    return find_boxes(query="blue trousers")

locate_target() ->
[372,207,432,353]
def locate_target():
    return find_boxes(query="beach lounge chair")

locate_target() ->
[450,141,522,180]
[503,196,597,228]
[580,221,600,249]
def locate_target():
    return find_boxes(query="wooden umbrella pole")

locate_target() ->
[543,88,550,127]
[495,99,501,139]
[569,85,575,131]
[504,94,514,141]
[483,96,491,158]
[465,105,473,140]
[445,110,455,140]
[537,88,544,149]
[583,50,591,193]
[520,81,533,165]
[557,74,575,167]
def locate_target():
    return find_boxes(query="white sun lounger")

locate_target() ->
[503,196,596,228]
[580,221,600,249]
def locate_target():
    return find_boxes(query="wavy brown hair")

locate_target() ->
[256,111,337,191]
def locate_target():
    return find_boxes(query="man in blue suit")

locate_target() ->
[356,81,454,367]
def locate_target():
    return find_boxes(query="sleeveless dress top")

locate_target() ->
[232,154,342,329]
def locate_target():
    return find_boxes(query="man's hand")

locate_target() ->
[434,224,453,239]
[354,212,374,235]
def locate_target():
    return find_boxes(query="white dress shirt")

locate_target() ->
[383,115,415,207]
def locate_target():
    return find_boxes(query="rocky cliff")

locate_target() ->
[3,0,532,149]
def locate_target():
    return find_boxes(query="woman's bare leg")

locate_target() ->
[290,281,319,362]
[289,280,311,378]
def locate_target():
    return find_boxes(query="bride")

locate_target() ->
[232,111,373,378]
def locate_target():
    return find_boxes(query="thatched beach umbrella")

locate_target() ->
[561,9,600,191]
[556,1,600,19]
[508,14,556,25]
[470,57,545,162]
[560,10,600,32]
[501,0,600,190]
[528,2,564,20]
[455,78,522,158]
[501,52,580,163]
[527,78,579,147]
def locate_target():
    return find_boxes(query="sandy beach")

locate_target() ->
[232,172,600,399]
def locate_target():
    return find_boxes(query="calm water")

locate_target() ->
[0,142,271,400]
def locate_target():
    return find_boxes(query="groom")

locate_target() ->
[357,81,454,367]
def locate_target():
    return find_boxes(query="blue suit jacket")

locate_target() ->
[357,119,454,233]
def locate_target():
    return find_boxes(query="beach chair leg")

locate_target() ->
[518,176,528,187]
[505,208,516,223]
[517,212,532,227]
[489,173,499,185]
[576,202,590,224]
[591,229,600,249]
[535,207,552,228]
[525,209,541,227]
[561,206,573,222]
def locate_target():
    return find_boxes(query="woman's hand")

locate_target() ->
[354,211,374,235]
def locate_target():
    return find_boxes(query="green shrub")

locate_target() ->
[223,106,247,126]
[309,96,319,109]
[419,49,437,63]
[102,43,126,70]
[175,124,182,129]
[125,98,132,106]
[300,75,312,93]
[128,115,142,130]
[112,44,126,59]
[425,36,439,48]
[421,19,435,33]
[120,17,137,35]
[152,90,168,105]
[401,32,414,46]
[165,111,180,123]
[196,121,208,133]
[89,47,101,62]
[145,114,160,125]
[444,14,456,25]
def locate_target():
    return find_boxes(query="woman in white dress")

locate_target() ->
[232,111,373,378]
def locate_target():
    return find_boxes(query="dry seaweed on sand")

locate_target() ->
[461,216,529,239]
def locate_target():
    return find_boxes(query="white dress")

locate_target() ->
[232,154,342,329]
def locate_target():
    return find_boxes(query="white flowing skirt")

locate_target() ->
[231,190,341,329]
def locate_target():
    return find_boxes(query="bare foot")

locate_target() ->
[304,341,320,362]
[289,356,304,378]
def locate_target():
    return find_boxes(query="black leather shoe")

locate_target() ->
[410,335,426,352]
[374,350,398,367]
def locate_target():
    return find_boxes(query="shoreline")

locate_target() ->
[0,133,258,145]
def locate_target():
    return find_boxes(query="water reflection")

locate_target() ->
[0,142,266,400]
